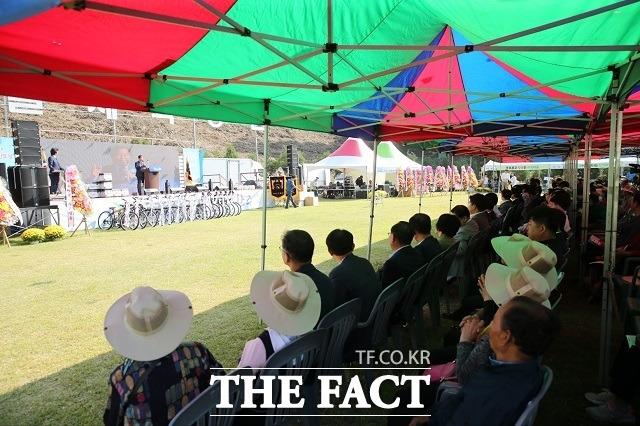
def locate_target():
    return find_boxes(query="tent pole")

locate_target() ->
[599,102,622,388]
[581,134,592,252]
[367,138,380,261]
[418,148,424,213]
[260,124,269,271]
[449,153,454,211]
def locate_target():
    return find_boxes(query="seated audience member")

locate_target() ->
[616,188,640,248]
[548,190,572,234]
[435,214,461,250]
[408,296,561,426]
[585,342,639,423]
[390,265,555,425]
[485,192,500,221]
[379,221,424,288]
[498,189,513,216]
[103,286,224,426]
[280,230,335,320]
[409,213,443,265]
[238,270,320,373]
[450,205,479,279]
[588,193,606,227]
[468,193,490,230]
[326,229,381,321]
[527,206,566,266]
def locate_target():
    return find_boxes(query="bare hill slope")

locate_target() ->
[6,101,345,161]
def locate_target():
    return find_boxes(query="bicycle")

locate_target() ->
[97,200,140,231]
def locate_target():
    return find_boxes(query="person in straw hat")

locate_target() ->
[103,286,223,426]
[238,270,321,373]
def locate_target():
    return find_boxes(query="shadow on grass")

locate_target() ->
[0,238,400,426]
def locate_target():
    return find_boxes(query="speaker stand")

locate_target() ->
[70,215,90,237]
[1,225,9,247]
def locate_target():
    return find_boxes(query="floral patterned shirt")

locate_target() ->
[103,342,224,426]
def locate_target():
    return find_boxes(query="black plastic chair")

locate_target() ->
[390,264,428,350]
[437,242,460,314]
[315,298,362,375]
[353,278,403,387]
[413,251,445,347]
[168,368,250,426]
[259,328,328,426]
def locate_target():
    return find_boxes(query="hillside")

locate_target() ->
[5,101,345,162]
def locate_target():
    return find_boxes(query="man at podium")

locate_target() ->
[135,155,147,196]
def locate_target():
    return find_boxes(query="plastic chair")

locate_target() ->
[168,368,250,426]
[259,328,328,426]
[438,242,460,313]
[390,264,428,350]
[314,298,362,375]
[353,278,402,387]
[413,251,445,346]
[514,365,553,426]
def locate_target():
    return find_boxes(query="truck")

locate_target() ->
[202,158,263,189]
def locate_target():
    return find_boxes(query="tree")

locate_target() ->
[225,145,239,158]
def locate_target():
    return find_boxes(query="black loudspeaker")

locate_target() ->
[0,163,6,181]
[286,145,298,171]
[12,120,41,166]
[8,166,50,208]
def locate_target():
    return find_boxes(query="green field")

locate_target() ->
[0,193,468,425]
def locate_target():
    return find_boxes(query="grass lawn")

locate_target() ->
[0,193,469,425]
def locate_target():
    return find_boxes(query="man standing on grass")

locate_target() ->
[285,175,297,209]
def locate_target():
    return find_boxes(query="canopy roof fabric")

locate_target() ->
[1,1,640,159]
[376,142,422,172]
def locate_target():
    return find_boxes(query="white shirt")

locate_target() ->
[238,328,296,373]
[388,244,410,259]
[510,176,517,185]
[501,172,510,181]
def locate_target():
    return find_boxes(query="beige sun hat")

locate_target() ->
[485,264,552,308]
[251,270,321,337]
[104,286,193,361]
[493,237,558,291]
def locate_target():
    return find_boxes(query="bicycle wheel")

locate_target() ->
[138,211,148,229]
[211,203,222,219]
[233,202,242,216]
[146,209,159,227]
[120,211,139,230]
[98,211,114,230]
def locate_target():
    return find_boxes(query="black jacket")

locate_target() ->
[378,246,423,288]
[414,235,443,266]
[329,253,381,321]
[296,263,336,322]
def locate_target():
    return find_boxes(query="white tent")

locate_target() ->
[376,141,423,172]
[306,137,373,172]
[482,157,637,172]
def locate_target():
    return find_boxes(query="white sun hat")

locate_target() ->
[485,264,552,309]
[104,286,193,361]
[251,270,321,337]
[493,237,558,291]
[490,233,531,257]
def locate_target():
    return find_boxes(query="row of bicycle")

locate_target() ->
[97,191,242,230]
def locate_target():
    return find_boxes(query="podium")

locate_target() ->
[144,169,160,191]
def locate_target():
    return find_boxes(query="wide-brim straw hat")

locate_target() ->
[494,237,558,291]
[104,286,193,361]
[486,264,552,309]
[251,270,321,337]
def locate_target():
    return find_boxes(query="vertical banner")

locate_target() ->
[182,148,204,185]
[0,137,15,167]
